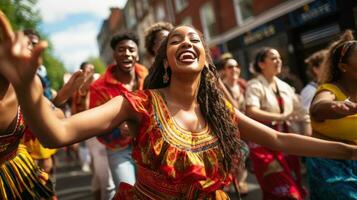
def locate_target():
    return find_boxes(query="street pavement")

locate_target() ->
[54,149,268,200]
[228,173,262,200]
[55,149,93,200]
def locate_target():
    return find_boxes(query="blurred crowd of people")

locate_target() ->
[1,9,357,200]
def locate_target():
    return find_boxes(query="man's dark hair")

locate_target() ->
[23,29,41,39]
[79,61,90,70]
[110,32,139,50]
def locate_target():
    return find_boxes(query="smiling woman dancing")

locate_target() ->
[1,11,357,200]
[307,30,357,200]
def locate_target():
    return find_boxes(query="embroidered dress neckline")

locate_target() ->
[151,90,218,152]
[154,89,208,134]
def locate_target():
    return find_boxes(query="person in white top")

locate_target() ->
[245,47,310,200]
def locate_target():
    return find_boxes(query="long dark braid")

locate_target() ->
[145,26,244,170]
[198,64,244,170]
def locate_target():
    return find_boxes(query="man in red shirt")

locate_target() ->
[90,32,148,187]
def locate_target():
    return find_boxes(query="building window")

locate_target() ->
[233,0,254,25]
[155,3,166,21]
[125,0,137,28]
[135,0,149,19]
[135,0,143,19]
[181,17,192,26]
[175,0,188,13]
[142,0,149,10]
[200,2,217,40]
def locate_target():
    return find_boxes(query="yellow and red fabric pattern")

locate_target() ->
[113,90,239,199]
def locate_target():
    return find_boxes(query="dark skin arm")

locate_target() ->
[310,90,357,122]
[0,11,140,148]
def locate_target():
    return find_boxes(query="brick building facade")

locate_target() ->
[97,0,357,88]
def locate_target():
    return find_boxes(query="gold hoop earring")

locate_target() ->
[163,68,169,83]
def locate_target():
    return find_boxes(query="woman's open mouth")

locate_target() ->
[177,50,198,64]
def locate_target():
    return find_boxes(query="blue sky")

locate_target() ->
[37,0,127,72]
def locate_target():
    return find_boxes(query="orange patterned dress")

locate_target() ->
[113,90,244,200]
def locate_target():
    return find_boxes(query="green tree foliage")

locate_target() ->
[43,50,65,90]
[87,56,106,74]
[0,0,66,90]
[0,0,41,30]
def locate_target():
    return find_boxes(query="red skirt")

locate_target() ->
[248,142,306,200]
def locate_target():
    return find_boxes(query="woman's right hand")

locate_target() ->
[79,71,94,91]
[277,111,295,122]
[0,11,47,89]
[331,100,357,116]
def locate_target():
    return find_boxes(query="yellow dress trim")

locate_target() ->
[311,83,357,142]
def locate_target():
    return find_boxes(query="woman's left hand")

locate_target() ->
[0,11,47,89]
[331,100,357,116]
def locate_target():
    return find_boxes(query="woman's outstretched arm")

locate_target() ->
[22,79,135,148]
[237,109,357,160]
[0,11,137,148]
[310,90,357,121]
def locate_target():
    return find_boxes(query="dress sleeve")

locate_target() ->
[245,80,263,108]
[122,90,151,117]
[96,90,151,149]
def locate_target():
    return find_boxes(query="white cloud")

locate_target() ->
[38,0,127,23]
[37,1,128,72]
[50,22,99,72]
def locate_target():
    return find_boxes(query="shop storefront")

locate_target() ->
[226,17,290,80]
[288,0,342,83]
[224,0,357,86]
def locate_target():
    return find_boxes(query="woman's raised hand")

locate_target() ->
[52,70,85,106]
[0,10,47,89]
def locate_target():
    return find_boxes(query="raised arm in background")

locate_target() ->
[0,11,140,148]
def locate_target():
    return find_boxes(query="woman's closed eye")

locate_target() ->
[170,40,180,45]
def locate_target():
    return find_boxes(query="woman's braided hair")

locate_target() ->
[145,26,244,170]
[321,30,357,83]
